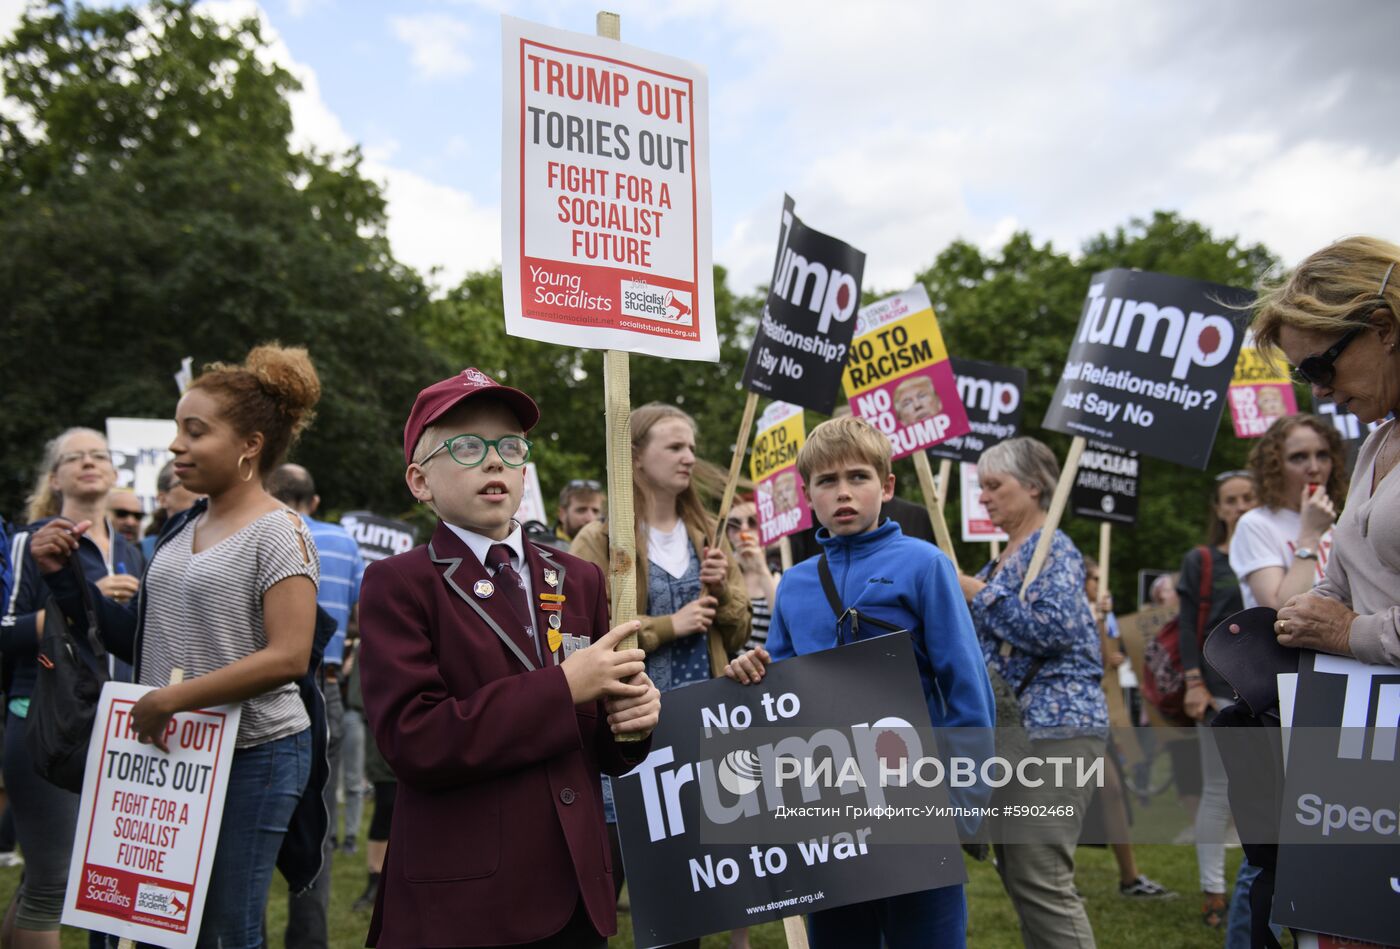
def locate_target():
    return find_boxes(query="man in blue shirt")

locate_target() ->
[268,464,366,949]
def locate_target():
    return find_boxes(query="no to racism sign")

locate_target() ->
[749,402,812,546]
[1043,269,1252,468]
[960,463,1008,543]
[1227,332,1297,439]
[1070,441,1140,525]
[843,286,969,460]
[340,512,417,563]
[612,636,964,948]
[742,196,866,413]
[927,360,1026,464]
[63,683,239,948]
[501,16,715,361]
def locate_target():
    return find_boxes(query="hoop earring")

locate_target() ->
[237,454,255,482]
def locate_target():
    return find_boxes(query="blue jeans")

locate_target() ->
[1226,859,1282,949]
[195,729,311,949]
[808,884,967,949]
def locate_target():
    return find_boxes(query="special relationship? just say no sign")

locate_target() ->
[1043,269,1253,469]
[501,16,715,361]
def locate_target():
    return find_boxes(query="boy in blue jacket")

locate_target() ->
[725,415,995,949]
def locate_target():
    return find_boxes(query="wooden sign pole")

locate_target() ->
[710,390,760,552]
[779,536,794,571]
[990,539,1001,561]
[1099,520,1112,607]
[1019,436,1086,597]
[912,452,960,573]
[595,14,643,745]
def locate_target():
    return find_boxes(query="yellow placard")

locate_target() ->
[1231,345,1288,386]
[842,306,950,397]
[750,404,806,483]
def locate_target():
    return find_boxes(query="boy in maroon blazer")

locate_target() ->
[359,369,660,948]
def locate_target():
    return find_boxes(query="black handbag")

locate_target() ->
[25,556,107,792]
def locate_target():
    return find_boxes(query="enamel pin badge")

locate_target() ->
[473,579,494,599]
[543,568,559,587]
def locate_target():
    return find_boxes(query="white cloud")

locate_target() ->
[200,2,499,291]
[391,13,473,80]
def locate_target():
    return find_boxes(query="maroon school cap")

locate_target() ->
[402,368,541,463]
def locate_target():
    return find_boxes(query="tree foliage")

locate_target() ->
[0,2,1297,607]
[0,0,443,518]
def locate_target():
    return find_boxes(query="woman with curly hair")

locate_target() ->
[29,344,324,949]
[1228,414,1346,612]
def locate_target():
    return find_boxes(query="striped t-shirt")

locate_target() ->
[745,595,771,653]
[142,509,319,748]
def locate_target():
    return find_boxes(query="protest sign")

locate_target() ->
[517,463,549,526]
[843,286,970,460]
[960,463,1008,543]
[1043,269,1252,468]
[106,418,177,514]
[928,359,1027,464]
[500,15,715,361]
[62,683,239,948]
[741,196,866,413]
[749,402,812,546]
[340,512,417,562]
[613,634,964,948]
[1070,441,1140,526]
[1227,332,1297,438]
[1274,652,1400,945]
[1136,569,1173,610]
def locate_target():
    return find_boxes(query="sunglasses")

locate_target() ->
[566,479,602,491]
[110,509,143,521]
[1291,322,1367,388]
[726,516,759,531]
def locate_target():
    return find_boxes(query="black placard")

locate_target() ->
[339,511,417,562]
[1070,441,1140,525]
[926,358,1027,464]
[741,195,866,413]
[613,635,964,948]
[1043,269,1252,469]
[1273,652,1400,945]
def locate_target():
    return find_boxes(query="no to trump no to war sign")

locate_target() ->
[1043,269,1252,469]
[501,16,715,361]
[749,402,811,546]
[843,286,970,460]
[63,683,240,948]
[1227,332,1297,439]
[612,636,964,948]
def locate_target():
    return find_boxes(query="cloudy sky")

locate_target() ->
[3,0,1398,294]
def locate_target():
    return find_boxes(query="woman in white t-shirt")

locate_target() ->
[1229,414,1348,610]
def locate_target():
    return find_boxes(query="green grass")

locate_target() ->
[11,833,1268,947]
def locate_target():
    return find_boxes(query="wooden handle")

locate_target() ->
[783,915,811,948]
[912,452,960,573]
[1099,521,1112,602]
[1019,436,1086,597]
[711,391,760,552]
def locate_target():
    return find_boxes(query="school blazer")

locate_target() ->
[359,521,651,948]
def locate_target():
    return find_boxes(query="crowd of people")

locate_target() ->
[0,235,1396,948]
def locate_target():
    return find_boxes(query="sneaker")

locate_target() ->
[0,852,23,869]
[341,839,358,856]
[1120,875,1176,899]
[352,884,377,914]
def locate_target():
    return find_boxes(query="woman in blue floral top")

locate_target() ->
[959,437,1107,949]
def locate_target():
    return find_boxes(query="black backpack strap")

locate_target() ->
[817,554,843,619]
[817,554,906,643]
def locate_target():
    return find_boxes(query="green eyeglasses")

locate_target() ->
[420,434,533,468]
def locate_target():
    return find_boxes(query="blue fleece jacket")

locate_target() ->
[768,519,996,736]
